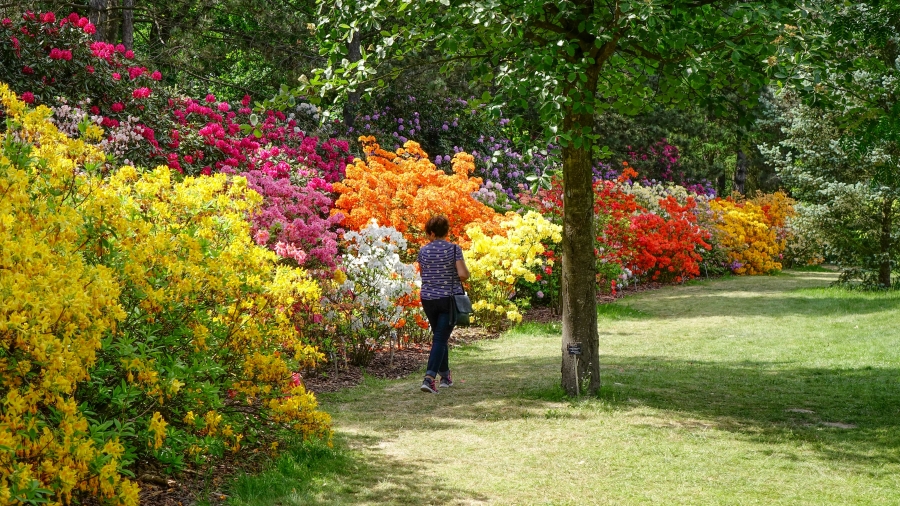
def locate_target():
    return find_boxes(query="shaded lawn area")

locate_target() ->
[226,271,900,505]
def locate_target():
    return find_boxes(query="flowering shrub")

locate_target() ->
[0,87,332,502]
[0,85,139,505]
[333,137,504,248]
[524,169,712,290]
[95,166,331,465]
[243,163,343,270]
[709,192,795,274]
[328,222,419,365]
[464,212,562,328]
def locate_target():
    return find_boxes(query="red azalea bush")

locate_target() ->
[523,167,712,292]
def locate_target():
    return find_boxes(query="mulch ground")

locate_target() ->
[135,284,668,504]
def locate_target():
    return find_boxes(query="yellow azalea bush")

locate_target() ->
[464,211,562,329]
[710,192,795,275]
[97,166,331,456]
[0,85,331,504]
[0,85,138,504]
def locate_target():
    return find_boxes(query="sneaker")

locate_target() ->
[420,377,438,393]
[439,372,453,388]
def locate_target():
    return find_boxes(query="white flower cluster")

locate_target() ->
[340,221,419,332]
[296,102,320,122]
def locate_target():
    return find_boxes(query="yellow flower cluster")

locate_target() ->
[464,211,562,328]
[710,192,795,275]
[0,84,138,505]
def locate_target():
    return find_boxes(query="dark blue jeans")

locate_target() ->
[422,297,454,378]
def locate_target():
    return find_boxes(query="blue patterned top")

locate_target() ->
[418,240,464,300]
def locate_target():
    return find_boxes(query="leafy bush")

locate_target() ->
[0,85,139,505]
[0,87,332,503]
[327,223,419,365]
[464,212,562,328]
[333,136,504,249]
[709,192,795,274]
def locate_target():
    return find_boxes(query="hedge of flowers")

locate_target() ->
[0,87,330,505]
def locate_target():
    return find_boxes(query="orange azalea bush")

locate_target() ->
[333,137,504,248]
[710,192,795,275]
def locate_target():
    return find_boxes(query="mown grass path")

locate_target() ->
[229,271,900,505]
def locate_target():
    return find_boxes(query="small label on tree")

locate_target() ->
[567,343,582,356]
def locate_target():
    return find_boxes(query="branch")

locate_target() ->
[623,25,759,66]
[171,63,257,95]
[349,52,494,89]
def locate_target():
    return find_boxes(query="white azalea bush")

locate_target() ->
[330,221,420,365]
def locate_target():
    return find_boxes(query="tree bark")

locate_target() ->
[342,30,362,129]
[560,108,600,397]
[734,148,747,195]
[89,0,107,42]
[878,195,894,287]
[122,0,135,50]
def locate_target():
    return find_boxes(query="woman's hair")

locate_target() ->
[424,215,450,238]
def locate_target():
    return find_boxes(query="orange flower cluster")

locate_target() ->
[333,137,504,247]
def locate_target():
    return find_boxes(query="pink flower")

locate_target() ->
[68,13,80,23]
[40,12,56,24]
[242,94,251,106]
[111,102,124,113]
[112,72,121,81]
[86,65,95,74]
[90,106,100,115]
[76,17,88,28]
[21,91,34,104]
[205,94,216,103]
[21,66,33,75]
[132,87,151,99]
[201,166,212,176]
[1,18,12,28]
[184,155,194,164]
[128,66,144,79]
[115,44,126,53]
[83,22,95,34]
[124,50,134,59]
[150,70,162,81]
[217,102,230,112]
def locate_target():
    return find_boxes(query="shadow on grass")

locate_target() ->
[593,355,900,469]
[227,434,487,506]
[329,350,900,474]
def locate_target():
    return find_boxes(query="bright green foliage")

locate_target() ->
[313,0,792,148]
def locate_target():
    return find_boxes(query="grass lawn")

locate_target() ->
[226,271,900,505]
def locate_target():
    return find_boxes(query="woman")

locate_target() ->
[417,215,470,394]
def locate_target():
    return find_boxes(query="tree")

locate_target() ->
[313,0,791,395]
[767,1,899,286]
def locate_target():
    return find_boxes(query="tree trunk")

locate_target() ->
[342,30,362,129]
[734,148,747,195]
[878,196,894,287]
[89,0,107,42]
[122,0,135,50]
[560,109,600,397]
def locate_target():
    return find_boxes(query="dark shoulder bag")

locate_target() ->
[450,245,473,326]
[452,290,473,326]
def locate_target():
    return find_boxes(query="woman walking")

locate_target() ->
[418,215,469,394]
